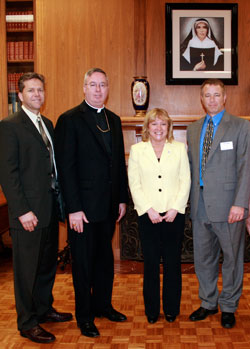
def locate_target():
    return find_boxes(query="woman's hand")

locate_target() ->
[193,60,206,71]
[162,209,178,223]
[147,208,163,224]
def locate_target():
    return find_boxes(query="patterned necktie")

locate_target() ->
[37,116,56,188]
[201,117,214,177]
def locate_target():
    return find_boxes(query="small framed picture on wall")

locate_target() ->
[165,3,238,85]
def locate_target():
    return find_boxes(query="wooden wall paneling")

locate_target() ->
[0,0,8,119]
[36,0,136,124]
[112,0,135,117]
[230,0,250,115]
[134,0,146,77]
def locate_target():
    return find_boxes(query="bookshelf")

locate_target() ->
[1,0,35,117]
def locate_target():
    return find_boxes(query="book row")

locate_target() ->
[7,41,34,61]
[8,73,24,93]
[6,12,33,30]
[8,100,22,115]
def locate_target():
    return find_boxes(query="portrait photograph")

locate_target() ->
[165,3,238,85]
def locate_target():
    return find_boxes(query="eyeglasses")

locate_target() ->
[85,82,108,89]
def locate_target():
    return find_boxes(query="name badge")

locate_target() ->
[220,141,233,151]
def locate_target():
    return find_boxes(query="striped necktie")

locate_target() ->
[201,117,214,177]
[37,116,56,188]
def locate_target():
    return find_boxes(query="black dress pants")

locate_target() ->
[68,216,116,324]
[10,202,59,331]
[138,213,185,318]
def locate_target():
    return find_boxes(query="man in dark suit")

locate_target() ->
[187,79,250,329]
[0,73,72,344]
[55,68,128,338]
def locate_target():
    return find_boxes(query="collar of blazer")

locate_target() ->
[20,109,53,148]
[141,140,175,163]
[79,100,114,157]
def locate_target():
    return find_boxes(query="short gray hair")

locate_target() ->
[84,68,108,85]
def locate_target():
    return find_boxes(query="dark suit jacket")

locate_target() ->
[54,101,128,222]
[187,111,250,222]
[0,109,55,229]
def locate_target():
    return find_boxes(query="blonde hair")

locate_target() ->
[142,108,174,142]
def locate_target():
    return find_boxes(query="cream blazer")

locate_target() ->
[128,140,191,216]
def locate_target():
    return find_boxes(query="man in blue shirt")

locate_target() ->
[187,79,250,329]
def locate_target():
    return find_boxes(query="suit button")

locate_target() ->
[158,175,162,178]
[159,189,162,192]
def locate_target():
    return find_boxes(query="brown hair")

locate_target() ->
[18,72,45,92]
[142,108,174,142]
[201,79,225,95]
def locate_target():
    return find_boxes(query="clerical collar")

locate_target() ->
[85,100,104,113]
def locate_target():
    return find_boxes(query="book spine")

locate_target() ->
[9,41,15,61]
[28,41,33,60]
[18,41,24,60]
[23,41,29,60]
[14,41,19,60]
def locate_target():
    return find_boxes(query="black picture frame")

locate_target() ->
[165,3,238,85]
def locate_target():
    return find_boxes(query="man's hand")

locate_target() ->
[228,206,244,224]
[69,211,89,233]
[18,211,38,231]
[117,203,126,222]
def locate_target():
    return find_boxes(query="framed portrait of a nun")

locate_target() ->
[165,3,238,85]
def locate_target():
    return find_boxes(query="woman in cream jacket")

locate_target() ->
[128,108,191,324]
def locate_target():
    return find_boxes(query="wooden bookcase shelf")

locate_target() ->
[8,59,34,63]
[7,29,33,32]
[0,0,35,117]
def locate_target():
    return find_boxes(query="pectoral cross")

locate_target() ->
[200,53,205,62]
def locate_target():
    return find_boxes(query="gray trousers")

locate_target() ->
[192,189,245,313]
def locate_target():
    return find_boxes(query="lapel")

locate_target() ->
[207,111,230,162]
[79,101,111,158]
[192,117,205,168]
[19,109,48,150]
[143,141,160,164]
[143,141,173,165]
[42,115,54,141]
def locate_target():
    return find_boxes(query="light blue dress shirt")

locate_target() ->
[199,109,225,186]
